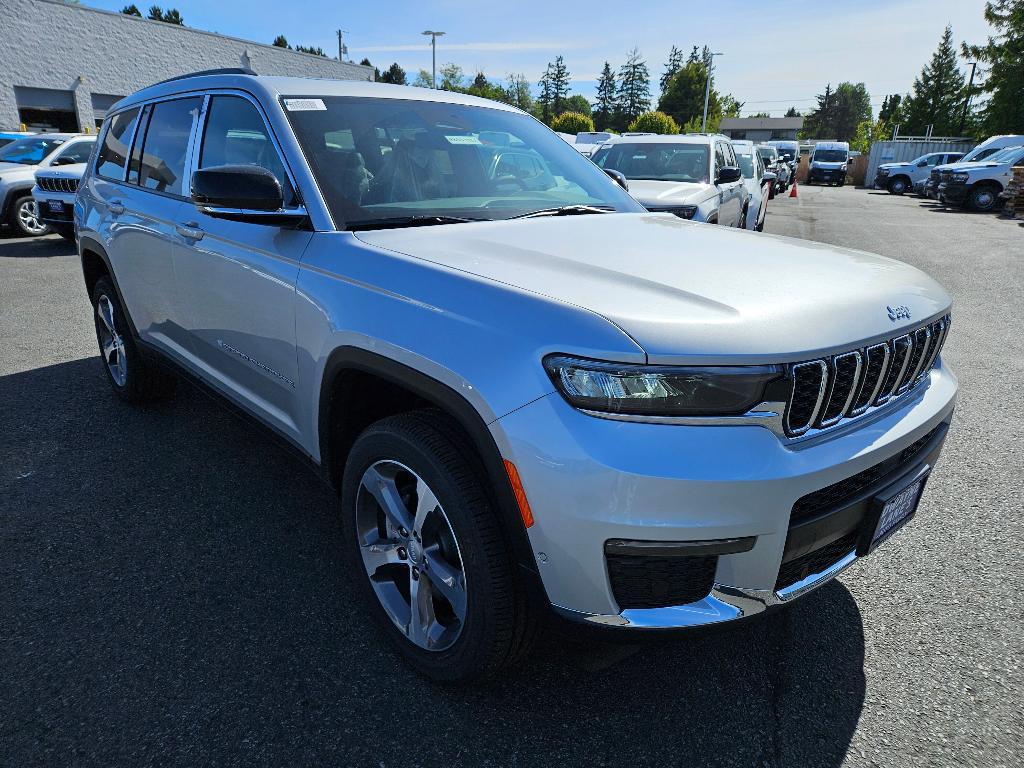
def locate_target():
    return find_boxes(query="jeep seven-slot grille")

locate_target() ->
[783,315,950,436]
[37,176,79,193]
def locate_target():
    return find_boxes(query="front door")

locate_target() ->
[172,93,312,441]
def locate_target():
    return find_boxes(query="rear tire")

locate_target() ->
[91,276,177,403]
[8,195,49,237]
[341,410,537,684]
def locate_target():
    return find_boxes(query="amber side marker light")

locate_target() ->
[503,459,535,528]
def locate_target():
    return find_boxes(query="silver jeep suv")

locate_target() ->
[75,71,957,683]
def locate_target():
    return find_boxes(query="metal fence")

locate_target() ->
[864,140,976,187]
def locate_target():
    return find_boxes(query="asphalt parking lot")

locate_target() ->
[2,189,1022,767]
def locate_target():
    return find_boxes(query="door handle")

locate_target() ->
[109,200,125,215]
[176,221,204,241]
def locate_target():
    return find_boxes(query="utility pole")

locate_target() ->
[701,51,723,132]
[958,61,977,135]
[336,30,348,62]
[422,30,445,89]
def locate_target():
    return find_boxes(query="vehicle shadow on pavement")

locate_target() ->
[1,358,866,768]
[0,233,70,256]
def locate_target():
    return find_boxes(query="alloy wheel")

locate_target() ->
[971,188,995,211]
[96,295,127,386]
[17,199,48,236]
[355,460,468,651]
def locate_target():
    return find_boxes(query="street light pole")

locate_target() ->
[422,30,445,89]
[701,51,723,132]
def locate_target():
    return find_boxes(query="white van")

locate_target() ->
[807,141,850,186]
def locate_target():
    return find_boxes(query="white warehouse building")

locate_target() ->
[0,0,373,132]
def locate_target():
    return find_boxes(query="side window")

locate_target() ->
[136,97,202,197]
[96,108,140,180]
[200,96,295,206]
[927,154,943,166]
[53,140,96,165]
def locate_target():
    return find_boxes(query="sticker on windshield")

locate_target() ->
[283,98,327,111]
[444,135,482,145]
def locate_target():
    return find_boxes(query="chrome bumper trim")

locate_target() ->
[556,549,860,630]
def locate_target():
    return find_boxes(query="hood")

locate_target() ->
[0,161,35,174]
[355,213,951,364]
[879,162,911,169]
[953,161,1007,173]
[35,162,87,180]
[625,179,713,206]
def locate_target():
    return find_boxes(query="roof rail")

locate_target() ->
[150,67,257,87]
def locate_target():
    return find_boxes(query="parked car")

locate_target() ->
[806,141,850,186]
[0,130,35,148]
[765,139,799,181]
[77,71,957,683]
[875,152,965,195]
[731,140,772,231]
[574,131,614,157]
[32,162,87,240]
[591,133,748,226]
[923,134,1024,199]
[757,144,789,192]
[0,133,95,236]
[937,145,1024,212]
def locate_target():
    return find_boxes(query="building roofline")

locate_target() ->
[36,0,374,73]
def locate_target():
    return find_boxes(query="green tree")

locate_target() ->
[161,7,183,24]
[594,61,617,130]
[962,0,1024,136]
[878,94,903,123]
[504,74,533,112]
[551,111,595,134]
[295,45,326,56]
[658,60,715,128]
[536,65,554,123]
[617,48,651,127]
[379,63,407,85]
[785,106,801,117]
[851,118,889,154]
[801,82,871,141]
[272,35,290,48]
[412,69,433,88]
[628,110,679,134]
[660,45,685,93]
[466,71,510,103]
[120,4,141,15]
[749,111,771,118]
[439,63,466,91]
[901,26,966,135]
[562,94,591,117]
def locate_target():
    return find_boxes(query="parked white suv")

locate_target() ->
[937,145,1024,212]
[731,140,772,231]
[76,72,956,682]
[591,134,749,226]
[0,133,95,236]
[874,152,965,195]
[923,134,1024,198]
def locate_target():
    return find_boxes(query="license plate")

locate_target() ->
[47,199,63,213]
[864,472,928,554]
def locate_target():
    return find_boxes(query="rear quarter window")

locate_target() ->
[95,108,141,180]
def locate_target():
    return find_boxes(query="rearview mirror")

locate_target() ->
[192,164,307,225]
[717,166,742,184]
[603,168,629,191]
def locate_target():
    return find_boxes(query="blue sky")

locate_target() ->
[87,0,993,117]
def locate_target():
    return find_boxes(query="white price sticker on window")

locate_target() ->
[283,98,327,111]
[444,135,482,145]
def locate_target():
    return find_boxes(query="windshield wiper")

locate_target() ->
[510,205,614,219]
[344,215,484,232]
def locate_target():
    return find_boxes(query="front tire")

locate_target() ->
[91,276,177,402]
[341,410,535,683]
[888,177,908,195]
[967,184,999,212]
[8,195,49,237]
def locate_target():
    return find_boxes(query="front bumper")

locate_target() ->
[31,187,76,225]
[940,181,969,205]
[492,362,957,628]
[873,172,890,188]
[809,167,846,184]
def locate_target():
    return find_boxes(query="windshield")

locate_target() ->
[757,148,777,161]
[283,96,642,228]
[980,146,1024,163]
[813,149,847,162]
[0,136,65,165]
[734,152,755,179]
[592,143,710,183]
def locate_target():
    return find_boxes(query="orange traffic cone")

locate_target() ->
[789,181,798,198]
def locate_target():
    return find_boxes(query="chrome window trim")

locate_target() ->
[785,360,829,436]
[817,350,862,428]
[849,342,890,416]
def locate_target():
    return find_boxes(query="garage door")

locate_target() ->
[14,86,78,132]
[91,93,126,128]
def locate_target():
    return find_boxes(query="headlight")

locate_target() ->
[649,205,697,219]
[543,355,783,416]
[877,168,890,176]
[952,171,969,182]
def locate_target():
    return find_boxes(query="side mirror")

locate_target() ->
[717,166,742,184]
[917,161,928,167]
[192,164,306,225]
[603,168,629,191]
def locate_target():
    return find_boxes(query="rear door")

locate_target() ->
[715,141,743,226]
[172,92,312,440]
